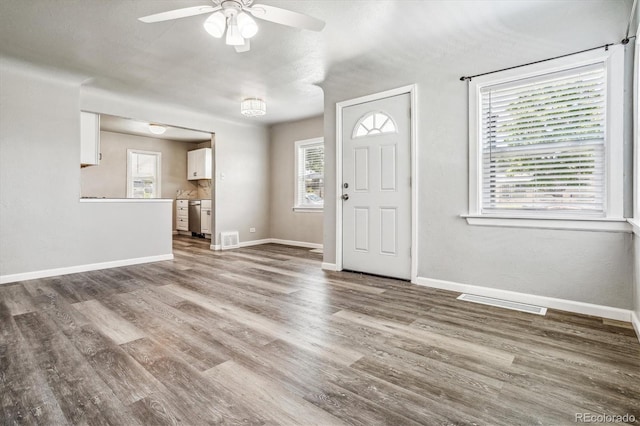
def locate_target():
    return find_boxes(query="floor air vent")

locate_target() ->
[457,294,547,315]
[220,231,240,250]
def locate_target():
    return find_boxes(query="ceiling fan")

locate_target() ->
[138,0,325,53]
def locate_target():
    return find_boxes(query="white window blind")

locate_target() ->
[480,63,606,216]
[295,139,324,209]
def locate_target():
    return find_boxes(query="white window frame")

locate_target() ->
[631,31,640,235]
[465,45,628,232]
[293,137,324,212]
[126,149,162,199]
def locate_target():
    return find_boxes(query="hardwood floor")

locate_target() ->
[1,235,639,425]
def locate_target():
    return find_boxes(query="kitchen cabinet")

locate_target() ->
[201,200,212,235]
[187,148,212,180]
[80,111,100,166]
[176,199,189,231]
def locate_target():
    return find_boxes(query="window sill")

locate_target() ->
[461,214,631,233]
[628,219,640,236]
[293,207,324,213]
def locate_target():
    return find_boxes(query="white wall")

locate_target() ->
[0,58,172,278]
[0,56,271,279]
[269,116,324,245]
[321,19,634,310]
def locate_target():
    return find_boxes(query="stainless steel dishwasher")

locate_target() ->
[188,200,202,233]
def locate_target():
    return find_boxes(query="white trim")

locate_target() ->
[294,137,325,210]
[628,219,640,235]
[605,45,625,218]
[410,85,419,281]
[335,84,418,280]
[268,239,323,249]
[292,207,323,213]
[463,215,631,232]
[238,238,276,248]
[321,262,339,271]
[79,198,173,203]
[0,254,174,285]
[467,45,625,220]
[210,238,322,251]
[632,311,640,344]
[634,27,640,221]
[414,276,631,322]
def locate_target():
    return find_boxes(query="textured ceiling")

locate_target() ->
[0,0,633,125]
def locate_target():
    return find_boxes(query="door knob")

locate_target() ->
[341,194,349,201]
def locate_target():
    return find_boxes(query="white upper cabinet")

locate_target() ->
[80,111,100,166]
[187,148,212,180]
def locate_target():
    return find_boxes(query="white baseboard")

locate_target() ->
[632,311,640,344]
[321,262,339,271]
[268,239,323,249]
[0,254,175,285]
[210,238,322,251]
[414,276,632,322]
[239,238,273,248]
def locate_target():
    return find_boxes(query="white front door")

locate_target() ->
[341,93,411,280]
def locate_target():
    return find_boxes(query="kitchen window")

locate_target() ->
[465,46,625,231]
[126,149,162,198]
[294,138,324,211]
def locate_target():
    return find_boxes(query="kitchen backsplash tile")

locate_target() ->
[176,189,197,200]
[176,179,211,200]
[197,179,212,199]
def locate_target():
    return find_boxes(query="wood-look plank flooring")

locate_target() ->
[1,235,639,425]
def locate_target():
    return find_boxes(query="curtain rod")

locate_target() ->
[459,37,635,82]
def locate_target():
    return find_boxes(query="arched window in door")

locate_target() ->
[352,111,397,138]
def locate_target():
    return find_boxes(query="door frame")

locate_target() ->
[335,84,418,282]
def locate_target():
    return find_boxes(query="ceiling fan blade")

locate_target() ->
[235,39,251,53]
[138,5,219,23]
[248,4,325,32]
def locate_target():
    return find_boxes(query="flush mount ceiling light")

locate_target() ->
[138,0,325,53]
[148,124,167,135]
[240,98,266,117]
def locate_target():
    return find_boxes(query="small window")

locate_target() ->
[468,46,624,221]
[294,138,324,210]
[126,149,161,198]
[353,111,397,138]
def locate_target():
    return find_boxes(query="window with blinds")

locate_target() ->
[127,149,162,199]
[294,138,324,209]
[479,63,606,216]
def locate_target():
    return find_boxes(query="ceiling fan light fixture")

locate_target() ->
[237,12,258,39]
[241,98,266,117]
[225,16,245,46]
[148,124,167,135]
[203,11,226,38]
